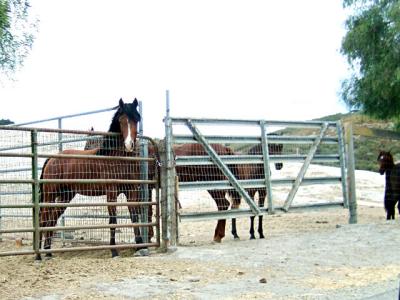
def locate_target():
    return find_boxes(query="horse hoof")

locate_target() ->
[259,235,265,239]
[138,249,149,256]
[213,237,222,243]
[35,255,42,262]
[250,236,256,240]
[44,253,53,260]
[234,236,240,241]
[112,255,120,259]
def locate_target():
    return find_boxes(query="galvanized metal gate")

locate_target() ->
[163,108,357,245]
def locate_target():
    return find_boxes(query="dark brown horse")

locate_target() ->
[231,142,283,240]
[173,143,241,243]
[377,150,400,220]
[38,98,143,260]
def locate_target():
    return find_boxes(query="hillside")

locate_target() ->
[302,112,400,172]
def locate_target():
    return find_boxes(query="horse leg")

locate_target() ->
[127,189,145,247]
[43,189,74,259]
[231,190,243,240]
[257,188,266,239]
[36,187,58,261]
[107,191,118,258]
[209,190,229,243]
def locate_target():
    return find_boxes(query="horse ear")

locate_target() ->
[133,98,138,107]
[119,98,124,108]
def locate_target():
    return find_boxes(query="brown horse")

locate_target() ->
[377,150,400,220]
[173,143,242,243]
[231,142,283,240]
[38,98,143,260]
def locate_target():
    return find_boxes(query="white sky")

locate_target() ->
[1,0,350,138]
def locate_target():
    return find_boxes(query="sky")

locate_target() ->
[1,0,350,138]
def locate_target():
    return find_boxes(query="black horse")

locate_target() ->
[377,150,400,220]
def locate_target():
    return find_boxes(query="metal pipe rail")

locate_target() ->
[175,154,340,165]
[170,117,338,128]
[0,201,157,209]
[173,135,339,145]
[179,201,344,222]
[0,242,160,257]
[178,177,342,191]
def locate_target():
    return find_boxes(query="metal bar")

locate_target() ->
[139,101,149,243]
[39,242,160,253]
[58,118,66,243]
[173,135,338,145]
[186,119,261,215]
[0,242,160,257]
[39,222,157,232]
[0,250,36,257]
[175,154,340,166]
[178,177,342,190]
[37,153,154,162]
[283,123,329,211]
[43,201,156,208]
[166,91,178,247]
[171,117,338,128]
[14,106,116,126]
[39,179,157,184]
[337,120,349,208]
[260,121,274,214]
[179,201,344,222]
[31,130,40,258]
[345,124,357,224]
[0,228,34,233]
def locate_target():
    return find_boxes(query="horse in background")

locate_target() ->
[231,141,284,240]
[173,143,242,243]
[377,150,400,220]
[38,98,144,260]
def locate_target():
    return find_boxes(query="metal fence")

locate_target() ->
[0,125,160,258]
[163,111,357,245]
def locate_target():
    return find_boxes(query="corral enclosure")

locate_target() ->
[0,100,358,259]
[0,105,160,258]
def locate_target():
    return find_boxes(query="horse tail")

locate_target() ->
[39,158,51,203]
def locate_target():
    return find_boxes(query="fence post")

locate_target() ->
[260,121,274,214]
[345,123,357,224]
[337,120,349,208]
[138,101,149,243]
[57,118,66,243]
[31,130,40,258]
[160,90,177,250]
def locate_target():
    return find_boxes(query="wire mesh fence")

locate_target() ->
[0,126,160,257]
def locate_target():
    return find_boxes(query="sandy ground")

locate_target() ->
[1,166,400,300]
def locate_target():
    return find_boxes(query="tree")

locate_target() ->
[0,0,36,77]
[341,0,400,126]
[0,118,13,125]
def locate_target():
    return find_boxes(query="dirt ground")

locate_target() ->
[1,205,400,300]
[1,165,400,300]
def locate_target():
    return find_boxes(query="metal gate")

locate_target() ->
[163,110,357,245]
[0,126,160,257]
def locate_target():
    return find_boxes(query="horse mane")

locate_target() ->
[98,98,141,156]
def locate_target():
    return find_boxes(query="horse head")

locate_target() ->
[110,98,141,152]
[377,150,394,175]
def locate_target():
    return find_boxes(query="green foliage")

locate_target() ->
[0,118,13,125]
[341,0,400,126]
[0,0,37,78]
